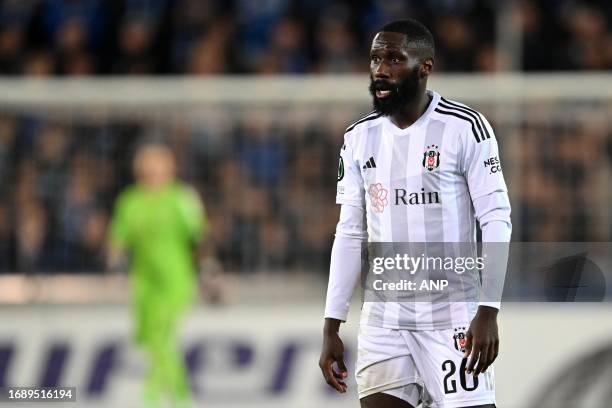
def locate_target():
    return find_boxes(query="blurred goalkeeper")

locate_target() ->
[108,141,208,407]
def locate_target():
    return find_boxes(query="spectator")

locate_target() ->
[0,1,610,274]
[315,17,361,73]
[0,24,24,74]
[563,4,611,70]
[0,102,609,273]
[113,16,157,74]
[0,0,610,74]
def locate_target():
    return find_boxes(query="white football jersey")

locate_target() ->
[336,90,508,329]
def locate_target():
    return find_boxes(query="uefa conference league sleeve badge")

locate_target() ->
[337,156,344,181]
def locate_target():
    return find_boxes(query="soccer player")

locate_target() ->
[319,19,511,408]
[108,142,208,407]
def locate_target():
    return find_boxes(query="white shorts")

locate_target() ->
[356,324,495,408]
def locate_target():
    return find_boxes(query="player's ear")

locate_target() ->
[420,58,434,78]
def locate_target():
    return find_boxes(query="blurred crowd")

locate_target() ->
[0,108,344,273]
[514,105,612,242]
[0,102,610,274]
[0,0,611,274]
[1,0,611,75]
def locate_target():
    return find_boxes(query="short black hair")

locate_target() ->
[378,19,435,59]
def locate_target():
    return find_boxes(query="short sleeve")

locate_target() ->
[462,114,508,200]
[336,132,365,207]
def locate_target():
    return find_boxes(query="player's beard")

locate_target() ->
[369,67,420,116]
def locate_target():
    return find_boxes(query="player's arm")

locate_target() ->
[464,208,511,375]
[106,191,131,272]
[319,134,367,393]
[461,113,512,376]
[320,204,366,393]
[178,186,225,302]
[181,186,210,264]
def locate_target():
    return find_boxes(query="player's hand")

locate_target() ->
[319,318,348,393]
[464,306,499,376]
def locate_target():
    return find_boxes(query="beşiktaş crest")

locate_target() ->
[423,145,440,171]
[453,327,467,353]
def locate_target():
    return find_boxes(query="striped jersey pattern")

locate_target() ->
[336,90,508,330]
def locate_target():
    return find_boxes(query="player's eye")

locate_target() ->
[371,55,380,63]
[391,57,400,64]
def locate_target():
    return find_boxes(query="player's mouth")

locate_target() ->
[376,90,391,98]
[370,78,396,100]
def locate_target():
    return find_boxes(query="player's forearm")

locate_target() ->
[479,219,511,309]
[324,204,366,321]
[324,234,363,321]
[472,190,511,309]
[324,318,342,335]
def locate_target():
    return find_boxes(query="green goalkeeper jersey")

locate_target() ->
[110,182,207,302]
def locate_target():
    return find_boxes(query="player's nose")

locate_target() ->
[373,61,391,79]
